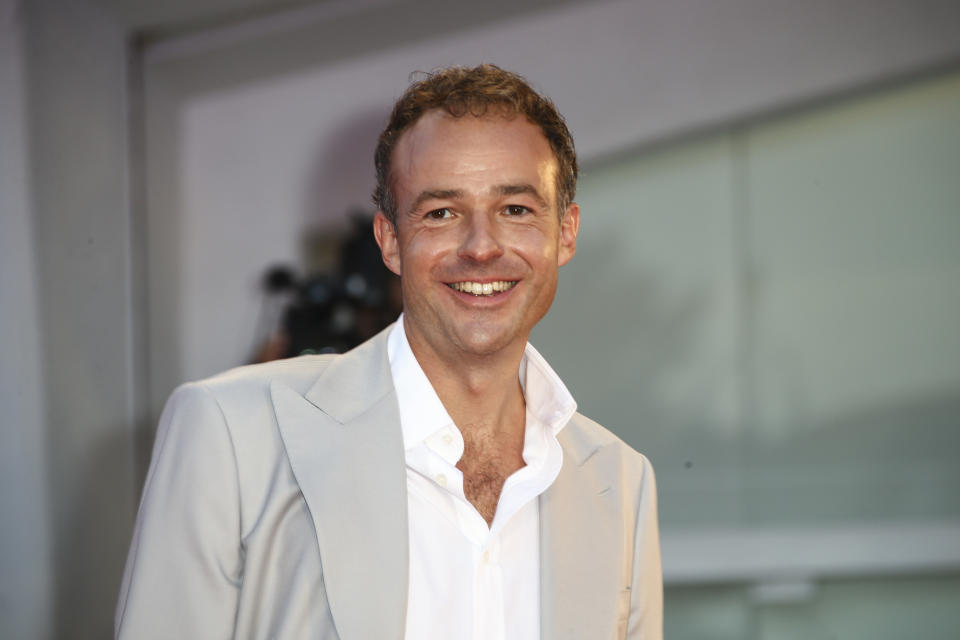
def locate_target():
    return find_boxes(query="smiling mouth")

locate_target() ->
[447,280,518,296]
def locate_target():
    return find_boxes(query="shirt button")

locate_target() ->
[435,473,448,487]
[483,550,490,564]
[442,433,453,445]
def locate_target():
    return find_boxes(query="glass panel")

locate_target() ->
[666,574,960,640]
[744,71,960,525]
[535,132,746,527]
[535,69,960,530]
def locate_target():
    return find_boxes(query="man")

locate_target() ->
[116,64,661,639]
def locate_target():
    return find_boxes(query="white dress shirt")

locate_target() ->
[387,317,577,640]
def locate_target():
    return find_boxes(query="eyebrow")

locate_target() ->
[494,183,549,209]
[408,189,464,215]
[407,183,549,216]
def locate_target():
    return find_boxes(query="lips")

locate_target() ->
[447,280,518,296]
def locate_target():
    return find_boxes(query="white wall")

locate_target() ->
[19,0,139,637]
[142,0,960,409]
[0,2,53,637]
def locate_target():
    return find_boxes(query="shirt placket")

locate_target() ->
[474,536,505,640]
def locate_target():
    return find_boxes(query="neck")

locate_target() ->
[402,321,530,525]
[404,325,527,441]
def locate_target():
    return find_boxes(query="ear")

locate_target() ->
[557,202,580,266]
[373,211,402,276]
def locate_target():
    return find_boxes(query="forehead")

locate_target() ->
[390,110,558,205]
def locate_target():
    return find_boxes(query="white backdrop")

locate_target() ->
[142,0,960,409]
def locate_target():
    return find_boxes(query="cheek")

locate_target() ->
[398,234,447,276]
[512,227,560,261]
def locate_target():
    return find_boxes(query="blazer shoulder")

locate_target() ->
[158,355,339,450]
[190,354,338,398]
[564,412,654,476]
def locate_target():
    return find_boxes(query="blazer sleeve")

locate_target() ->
[115,383,243,639]
[627,455,663,639]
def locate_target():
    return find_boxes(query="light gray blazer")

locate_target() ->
[115,327,662,639]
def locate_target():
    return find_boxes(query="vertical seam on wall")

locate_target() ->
[730,125,754,526]
[126,34,153,498]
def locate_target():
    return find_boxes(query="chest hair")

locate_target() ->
[456,427,525,526]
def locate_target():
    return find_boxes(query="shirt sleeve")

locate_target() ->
[627,455,663,639]
[115,383,243,639]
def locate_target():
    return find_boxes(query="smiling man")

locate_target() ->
[116,64,662,640]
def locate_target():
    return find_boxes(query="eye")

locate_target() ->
[426,208,453,220]
[505,205,530,216]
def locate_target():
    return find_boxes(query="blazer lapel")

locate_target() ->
[540,418,626,639]
[272,331,408,640]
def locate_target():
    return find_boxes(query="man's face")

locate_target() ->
[374,109,579,362]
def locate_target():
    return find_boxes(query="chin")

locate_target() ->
[450,323,526,357]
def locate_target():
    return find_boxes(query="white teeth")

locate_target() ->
[449,280,517,296]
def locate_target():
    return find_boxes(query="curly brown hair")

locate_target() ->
[372,64,578,223]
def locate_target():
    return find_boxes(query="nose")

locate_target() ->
[457,213,504,262]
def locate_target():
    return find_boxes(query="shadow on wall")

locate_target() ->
[741,390,960,525]
[541,218,960,530]
[301,106,389,245]
[55,425,134,638]
[541,218,727,439]
[543,219,751,523]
